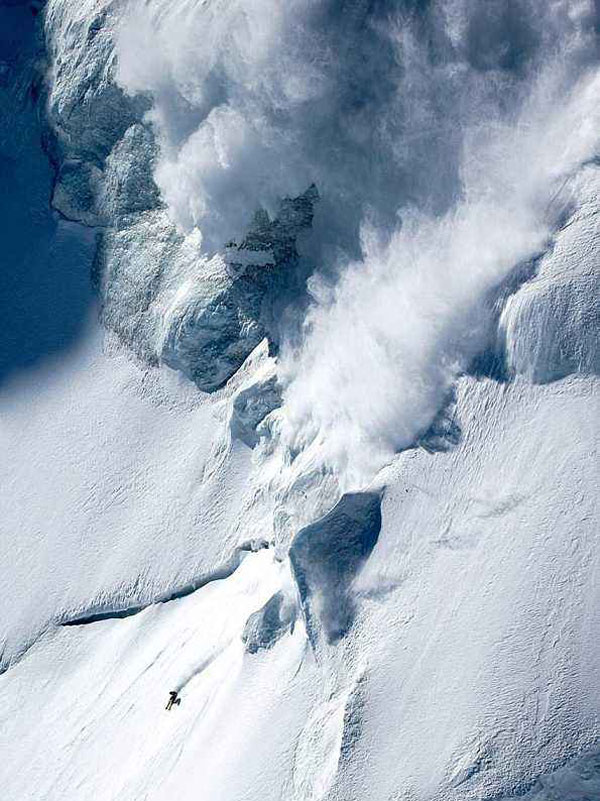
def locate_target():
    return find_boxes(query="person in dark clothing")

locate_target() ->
[166,690,181,710]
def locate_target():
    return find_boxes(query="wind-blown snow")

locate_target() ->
[278,64,600,485]
[115,0,600,486]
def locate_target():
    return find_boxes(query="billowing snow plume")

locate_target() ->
[278,67,600,486]
[115,0,600,486]
[116,0,599,247]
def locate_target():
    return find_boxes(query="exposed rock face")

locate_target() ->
[45,1,148,166]
[158,258,268,392]
[99,123,162,218]
[157,190,318,392]
[230,360,281,447]
[242,590,296,654]
[44,0,318,393]
[290,492,382,644]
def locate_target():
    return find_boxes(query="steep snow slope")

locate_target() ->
[0,1,598,800]
[0,549,317,801]
[335,375,598,800]
[0,321,259,668]
[1,372,597,801]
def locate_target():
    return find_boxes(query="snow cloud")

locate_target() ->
[115,0,600,487]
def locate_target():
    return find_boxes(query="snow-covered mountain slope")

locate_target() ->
[1,367,597,801]
[0,320,259,666]
[0,1,598,799]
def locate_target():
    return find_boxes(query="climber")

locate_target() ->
[166,690,181,711]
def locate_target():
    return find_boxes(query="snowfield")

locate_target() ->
[0,1,598,799]
[1,358,597,800]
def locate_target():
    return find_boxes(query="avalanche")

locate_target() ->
[0,1,598,800]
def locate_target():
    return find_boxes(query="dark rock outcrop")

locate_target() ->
[290,492,382,644]
[44,4,319,395]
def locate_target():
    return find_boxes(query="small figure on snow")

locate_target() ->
[166,690,181,711]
